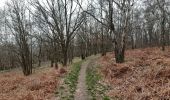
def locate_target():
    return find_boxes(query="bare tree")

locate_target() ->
[157,0,166,51]
[31,0,85,66]
[77,0,134,63]
[6,0,33,75]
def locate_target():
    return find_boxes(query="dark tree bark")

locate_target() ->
[161,15,165,51]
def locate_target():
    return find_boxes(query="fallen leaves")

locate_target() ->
[0,67,60,100]
[98,47,170,100]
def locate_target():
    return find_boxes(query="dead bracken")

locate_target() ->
[0,67,59,100]
[99,47,170,99]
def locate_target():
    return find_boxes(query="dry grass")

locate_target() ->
[0,66,61,100]
[98,47,170,100]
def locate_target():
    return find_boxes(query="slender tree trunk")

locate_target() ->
[161,12,165,51]
[100,0,106,56]
[80,42,85,60]
[101,33,106,56]
[38,59,41,67]
[51,60,54,67]
[55,62,58,69]
[131,34,135,49]
[63,45,68,66]
[38,41,42,67]
[63,52,68,66]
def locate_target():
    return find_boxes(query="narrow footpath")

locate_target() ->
[74,56,97,100]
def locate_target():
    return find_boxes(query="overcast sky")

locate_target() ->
[0,0,7,8]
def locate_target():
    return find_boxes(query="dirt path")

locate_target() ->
[74,56,97,100]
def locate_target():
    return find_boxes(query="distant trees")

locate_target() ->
[0,0,170,75]
[77,0,170,62]
[0,43,18,70]
[0,6,19,70]
[143,0,170,50]
[77,0,134,63]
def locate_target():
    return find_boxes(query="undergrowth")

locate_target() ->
[86,63,110,100]
[56,61,83,100]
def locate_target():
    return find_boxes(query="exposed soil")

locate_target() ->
[74,56,98,100]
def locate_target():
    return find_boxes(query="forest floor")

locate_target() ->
[0,63,61,100]
[98,47,170,100]
[1,47,170,100]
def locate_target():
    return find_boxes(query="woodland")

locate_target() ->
[0,0,170,99]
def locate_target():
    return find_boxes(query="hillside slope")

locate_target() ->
[98,47,170,100]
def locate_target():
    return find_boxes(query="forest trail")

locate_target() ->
[74,56,98,100]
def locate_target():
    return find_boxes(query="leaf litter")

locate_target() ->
[98,47,170,100]
[0,67,61,100]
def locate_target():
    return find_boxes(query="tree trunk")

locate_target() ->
[63,53,68,66]
[38,42,42,67]
[22,57,32,76]
[161,13,165,51]
[55,62,58,69]
[131,34,135,49]
[101,34,106,56]
[63,47,68,66]
[51,60,54,67]
[81,54,85,60]
[38,59,41,67]
[21,44,32,76]
[115,43,125,63]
